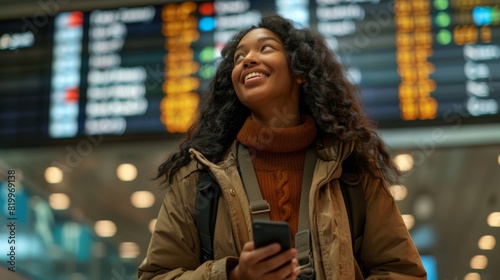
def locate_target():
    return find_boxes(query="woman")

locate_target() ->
[138,14,426,279]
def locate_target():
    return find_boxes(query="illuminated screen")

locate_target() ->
[1,0,499,147]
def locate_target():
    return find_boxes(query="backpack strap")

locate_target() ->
[339,169,367,275]
[238,143,317,279]
[295,145,317,279]
[237,144,271,221]
[195,169,221,263]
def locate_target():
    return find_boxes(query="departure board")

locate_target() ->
[0,0,499,147]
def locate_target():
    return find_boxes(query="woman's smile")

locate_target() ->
[243,71,268,85]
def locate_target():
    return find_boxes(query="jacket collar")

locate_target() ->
[315,134,354,163]
[188,141,238,171]
[189,134,354,170]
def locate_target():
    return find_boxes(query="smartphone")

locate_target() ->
[252,220,291,252]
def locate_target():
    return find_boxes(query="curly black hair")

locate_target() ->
[156,14,400,186]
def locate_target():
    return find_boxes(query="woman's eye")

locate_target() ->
[234,53,245,61]
[261,45,272,51]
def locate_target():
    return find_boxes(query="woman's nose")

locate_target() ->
[242,53,258,68]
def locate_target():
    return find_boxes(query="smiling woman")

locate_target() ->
[231,28,302,127]
[138,14,427,280]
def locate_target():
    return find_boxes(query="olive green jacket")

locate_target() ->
[138,137,426,279]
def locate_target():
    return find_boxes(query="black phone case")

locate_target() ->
[252,220,291,252]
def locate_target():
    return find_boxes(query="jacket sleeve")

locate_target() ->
[359,174,427,279]
[137,173,239,280]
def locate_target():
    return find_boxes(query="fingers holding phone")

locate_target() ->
[253,220,299,278]
[231,241,299,280]
[228,221,300,280]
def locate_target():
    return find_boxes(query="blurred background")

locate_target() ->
[0,0,499,279]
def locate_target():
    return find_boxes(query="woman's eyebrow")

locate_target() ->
[235,36,281,53]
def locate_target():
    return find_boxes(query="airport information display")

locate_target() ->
[0,0,499,147]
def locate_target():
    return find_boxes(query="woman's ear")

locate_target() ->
[296,76,305,84]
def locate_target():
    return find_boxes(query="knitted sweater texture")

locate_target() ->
[236,116,317,240]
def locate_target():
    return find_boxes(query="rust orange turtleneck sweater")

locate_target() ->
[236,115,317,241]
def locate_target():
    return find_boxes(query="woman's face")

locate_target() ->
[231,28,302,122]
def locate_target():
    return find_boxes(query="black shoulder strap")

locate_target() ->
[339,169,367,274]
[195,169,221,263]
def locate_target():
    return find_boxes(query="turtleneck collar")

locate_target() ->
[237,115,317,153]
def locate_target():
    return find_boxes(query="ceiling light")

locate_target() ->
[478,235,496,250]
[413,194,434,221]
[497,153,500,165]
[45,166,63,184]
[149,219,157,234]
[470,255,488,270]
[389,184,408,201]
[464,272,481,280]
[394,154,414,172]
[119,242,140,259]
[116,163,137,181]
[130,191,155,208]
[401,214,415,230]
[48,193,70,210]
[487,212,500,227]
[94,220,117,237]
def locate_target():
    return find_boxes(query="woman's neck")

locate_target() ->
[250,109,301,128]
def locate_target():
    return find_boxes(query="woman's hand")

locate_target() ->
[229,241,300,280]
